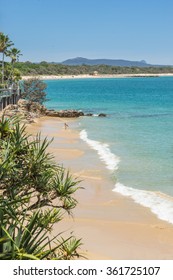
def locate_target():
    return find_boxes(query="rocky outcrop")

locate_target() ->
[17,99,47,115]
[2,99,85,122]
[2,99,47,123]
[1,99,106,123]
[45,109,84,118]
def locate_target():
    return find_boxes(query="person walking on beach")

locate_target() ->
[64,123,69,130]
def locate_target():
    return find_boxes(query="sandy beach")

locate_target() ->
[22,73,173,81]
[26,116,173,260]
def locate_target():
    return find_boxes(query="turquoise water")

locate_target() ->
[45,77,173,223]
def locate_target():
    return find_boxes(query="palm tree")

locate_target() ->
[5,48,22,82]
[5,48,22,65]
[0,33,13,85]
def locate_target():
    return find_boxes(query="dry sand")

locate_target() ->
[22,73,173,81]
[27,116,173,260]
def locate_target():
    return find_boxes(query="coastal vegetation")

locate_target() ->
[15,61,173,76]
[0,32,82,260]
[0,116,83,259]
[20,78,47,104]
[0,32,22,89]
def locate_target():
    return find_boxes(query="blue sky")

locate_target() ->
[1,0,173,64]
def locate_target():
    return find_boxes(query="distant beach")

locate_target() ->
[22,73,173,81]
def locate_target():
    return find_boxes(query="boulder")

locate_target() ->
[45,111,60,117]
[2,99,47,123]
[98,113,107,117]
[57,110,84,118]
[85,113,93,116]
[3,104,18,111]
[17,99,47,114]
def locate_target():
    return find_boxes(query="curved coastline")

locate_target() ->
[79,129,173,225]
[26,116,173,259]
[22,73,173,81]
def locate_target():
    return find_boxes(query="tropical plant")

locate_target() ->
[5,48,22,83]
[3,64,21,83]
[5,48,22,65]
[0,116,83,259]
[0,114,14,139]
[0,33,13,84]
[0,201,82,260]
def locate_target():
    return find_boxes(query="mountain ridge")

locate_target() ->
[61,57,153,67]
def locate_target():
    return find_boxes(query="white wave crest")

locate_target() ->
[80,129,173,224]
[114,182,173,224]
[80,129,120,171]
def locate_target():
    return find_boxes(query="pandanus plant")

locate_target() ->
[0,117,83,259]
[0,200,82,260]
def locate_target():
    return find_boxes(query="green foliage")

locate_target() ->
[2,63,21,83]
[20,78,47,104]
[5,48,22,64]
[0,33,13,53]
[0,115,13,139]
[58,237,83,260]
[0,202,81,260]
[0,32,22,87]
[15,61,173,76]
[0,32,14,85]
[0,116,83,260]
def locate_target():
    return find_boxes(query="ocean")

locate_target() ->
[45,77,173,224]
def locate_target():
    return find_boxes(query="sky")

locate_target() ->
[1,0,173,64]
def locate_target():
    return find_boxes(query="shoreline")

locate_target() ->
[22,73,173,80]
[27,116,173,259]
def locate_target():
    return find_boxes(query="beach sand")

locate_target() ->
[27,116,173,260]
[22,73,173,81]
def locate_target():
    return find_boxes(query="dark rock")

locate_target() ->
[98,113,107,117]
[78,111,85,117]
[85,113,93,116]
[45,111,60,117]
[46,109,84,118]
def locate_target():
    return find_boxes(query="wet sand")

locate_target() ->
[27,116,173,259]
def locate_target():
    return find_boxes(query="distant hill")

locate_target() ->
[62,57,152,67]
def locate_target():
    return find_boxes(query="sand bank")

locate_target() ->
[27,117,173,259]
[22,73,173,81]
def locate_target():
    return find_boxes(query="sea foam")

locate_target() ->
[80,129,173,225]
[80,129,120,171]
[114,183,173,224]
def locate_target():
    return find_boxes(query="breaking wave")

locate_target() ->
[80,129,173,224]
[80,129,120,171]
[114,183,173,224]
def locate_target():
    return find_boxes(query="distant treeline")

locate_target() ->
[15,61,173,76]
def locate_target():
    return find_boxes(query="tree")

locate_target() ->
[20,78,47,104]
[0,116,83,260]
[3,64,22,84]
[5,48,22,84]
[5,47,22,65]
[0,33,13,84]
